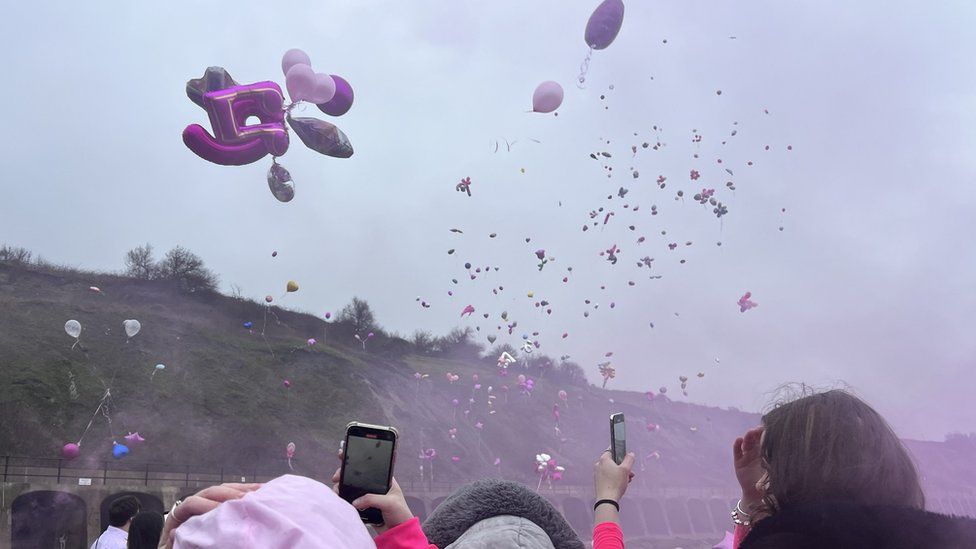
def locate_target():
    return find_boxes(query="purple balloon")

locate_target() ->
[585,0,625,50]
[62,443,80,460]
[317,75,354,117]
[183,81,289,166]
[281,48,311,77]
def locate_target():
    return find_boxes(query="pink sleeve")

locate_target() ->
[593,521,624,549]
[733,524,750,549]
[374,517,437,549]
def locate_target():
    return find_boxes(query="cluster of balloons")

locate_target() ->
[182,48,356,202]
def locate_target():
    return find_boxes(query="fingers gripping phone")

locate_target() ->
[610,412,626,465]
[339,422,398,524]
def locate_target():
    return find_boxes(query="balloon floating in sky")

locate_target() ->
[737,291,758,313]
[123,319,141,339]
[112,442,130,459]
[124,432,146,445]
[65,320,82,342]
[287,116,354,159]
[268,161,295,203]
[578,0,625,87]
[62,443,80,460]
[317,75,355,117]
[585,0,625,49]
[286,280,300,293]
[532,81,564,114]
[182,51,355,202]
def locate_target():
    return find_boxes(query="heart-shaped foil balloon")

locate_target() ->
[268,162,295,202]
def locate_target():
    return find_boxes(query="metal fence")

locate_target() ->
[0,455,738,500]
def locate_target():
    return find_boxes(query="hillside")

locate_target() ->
[1,261,973,497]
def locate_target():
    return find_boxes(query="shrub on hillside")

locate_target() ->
[0,245,32,265]
[410,330,436,355]
[434,326,483,360]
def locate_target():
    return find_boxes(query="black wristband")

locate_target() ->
[594,499,619,512]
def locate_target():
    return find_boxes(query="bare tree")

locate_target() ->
[337,297,378,334]
[124,244,157,279]
[0,245,32,265]
[158,246,218,293]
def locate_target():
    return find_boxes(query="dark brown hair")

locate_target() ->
[758,388,925,514]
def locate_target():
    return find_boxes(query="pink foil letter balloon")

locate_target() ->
[183,81,289,166]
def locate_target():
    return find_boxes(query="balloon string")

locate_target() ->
[76,389,110,446]
[577,48,593,89]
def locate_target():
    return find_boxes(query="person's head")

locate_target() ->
[127,512,164,549]
[757,388,925,514]
[108,495,141,529]
[172,475,374,548]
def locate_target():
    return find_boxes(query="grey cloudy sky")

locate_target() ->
[2,1,974,440]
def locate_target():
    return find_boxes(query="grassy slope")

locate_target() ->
[1,262,971,494]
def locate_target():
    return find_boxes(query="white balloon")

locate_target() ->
[154,364,165,370]
[65,320,82,339]
[123,319,141,339]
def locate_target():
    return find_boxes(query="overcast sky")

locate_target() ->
[2,1,974,441]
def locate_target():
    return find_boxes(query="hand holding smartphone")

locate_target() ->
[338,422,398,524]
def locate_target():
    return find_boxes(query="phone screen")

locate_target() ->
[611,414,626,465]
[342,435,395,498]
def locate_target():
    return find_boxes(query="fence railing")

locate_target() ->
[0,455,740,499]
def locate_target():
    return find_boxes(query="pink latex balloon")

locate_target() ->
[532,81,564,113]
[285,64,316,102]
[283,380,291,387]
[62,443,80,460]
[317,75,354,117]
[306,73,336,104]
[286,442,296,458]
[183,81,289,166]
[281,48,311,76]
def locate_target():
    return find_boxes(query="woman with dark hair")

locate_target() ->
[126,512,163,549]
[731,388,976,548]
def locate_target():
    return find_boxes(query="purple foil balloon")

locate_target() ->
[287,116,353,158]
[267,162,295,202]
[316,75,354,117]
[183,81,289,166]
[585,0,625,50]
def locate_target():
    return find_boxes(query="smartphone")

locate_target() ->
[339,422,398,524]
[610,412,626,465]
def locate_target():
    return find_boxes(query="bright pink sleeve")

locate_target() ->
[733,524,750,549]
[374,517,437,549]
[593,521,624,549]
